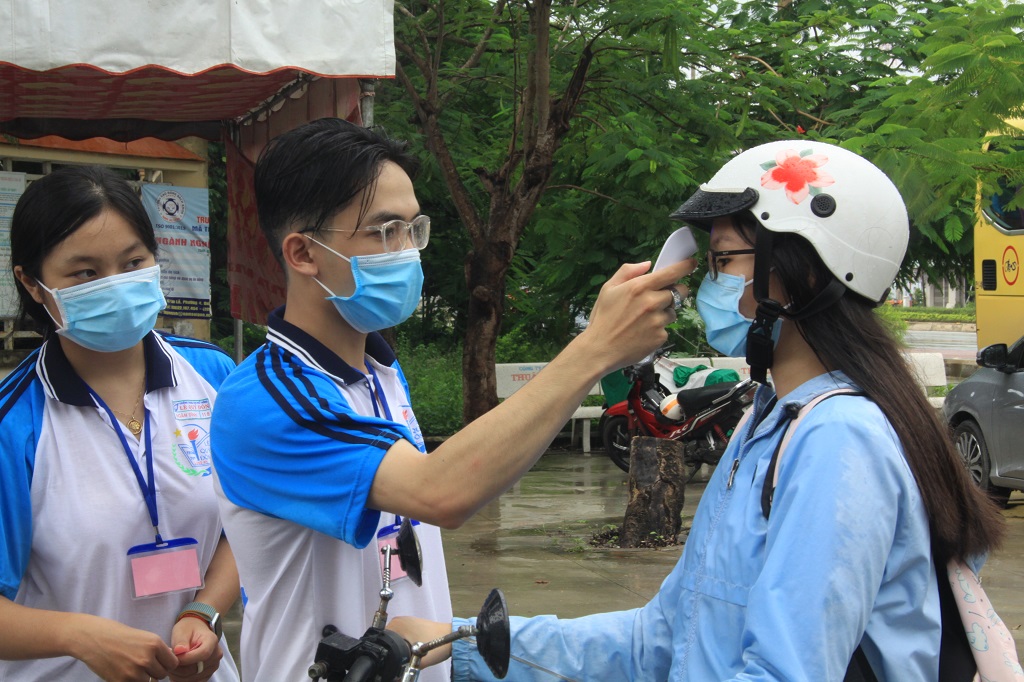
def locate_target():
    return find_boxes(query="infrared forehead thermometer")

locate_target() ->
[636,227,697,366]
[653,227,698,271]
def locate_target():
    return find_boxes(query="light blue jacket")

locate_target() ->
[453,372,941,681]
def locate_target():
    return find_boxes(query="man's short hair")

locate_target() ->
[254,118,419,264]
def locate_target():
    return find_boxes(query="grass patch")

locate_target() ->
[887,306,975,323]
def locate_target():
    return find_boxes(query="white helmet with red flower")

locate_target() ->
[670,140,909,303]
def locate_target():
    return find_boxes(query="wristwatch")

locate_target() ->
[176,601,223,639]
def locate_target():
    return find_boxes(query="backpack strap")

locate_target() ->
[760,388,861,519]
[756,388,878,682]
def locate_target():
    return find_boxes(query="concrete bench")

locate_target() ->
[495,363,603,453]
[904,352,948,410]
[656,352,948,409]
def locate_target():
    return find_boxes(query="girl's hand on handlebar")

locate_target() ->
[386,617,453,668]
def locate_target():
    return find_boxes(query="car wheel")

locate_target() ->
[602,415,632,472]
[953,420,1011,507]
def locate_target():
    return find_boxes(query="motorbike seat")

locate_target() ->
[675,381,739,415]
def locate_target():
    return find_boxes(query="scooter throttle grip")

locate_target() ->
[342,655,377,682]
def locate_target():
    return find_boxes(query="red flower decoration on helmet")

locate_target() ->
[760,148,835,204]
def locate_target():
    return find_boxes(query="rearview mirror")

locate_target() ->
[977,344,1009,371]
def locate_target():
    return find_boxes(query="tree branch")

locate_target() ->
[546,184,627,205]
[459,0,510,71]
[734,53,832,126]
[522,1,552,160]
[394,59,486,245]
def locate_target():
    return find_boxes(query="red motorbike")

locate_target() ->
[600,348,756,476]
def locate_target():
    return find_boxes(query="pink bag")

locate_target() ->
[945,560,1023,681]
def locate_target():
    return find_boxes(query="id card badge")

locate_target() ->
[376,518,420,582]
[127,537,203,599]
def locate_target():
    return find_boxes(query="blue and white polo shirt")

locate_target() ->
[0,331,239,681]
[211,307,451,682]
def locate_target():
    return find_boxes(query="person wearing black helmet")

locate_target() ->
[391,141,1009,681]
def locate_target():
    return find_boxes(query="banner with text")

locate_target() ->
[141,184,212,318]
[0,172,26,318]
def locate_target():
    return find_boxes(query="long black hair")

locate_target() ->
[734,212,1004,562]
[10,166,157,334]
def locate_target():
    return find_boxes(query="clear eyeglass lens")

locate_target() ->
[411,216,430,250]
[381,222,405,252]
[368,216,431,253]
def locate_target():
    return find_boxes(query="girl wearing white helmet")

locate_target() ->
[391,141,1007,681]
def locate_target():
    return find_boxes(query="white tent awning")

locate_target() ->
[1,0,395,76]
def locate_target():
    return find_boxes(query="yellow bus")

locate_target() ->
[975,118,1024,348]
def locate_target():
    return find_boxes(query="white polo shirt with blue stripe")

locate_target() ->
[211,307,451,682]
[0,332,239,681]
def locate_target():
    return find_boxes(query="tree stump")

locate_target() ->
[620,436,686,547]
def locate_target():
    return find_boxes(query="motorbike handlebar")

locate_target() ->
[342,655,377,682]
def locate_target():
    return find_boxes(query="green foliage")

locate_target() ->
[494,326,562,364]
[212,322,267,359]
[379,0,1024,360]
[668,304,715,358]
[393,336,464,437]
[826,0,1024,284]
[888,306,976,323]
[874,304,908,343]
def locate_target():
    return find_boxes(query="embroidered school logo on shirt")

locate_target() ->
[401,405,426,451]
[171,399,213,476]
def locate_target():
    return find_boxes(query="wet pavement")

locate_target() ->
[223,450,1024,665]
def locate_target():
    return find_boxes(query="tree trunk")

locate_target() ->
[394,0,598,427]
[461,240,513,424]
[620,437,687,547]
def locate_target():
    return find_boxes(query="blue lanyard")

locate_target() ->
[376,515,421,540]
[89,389,161,543]
[364,363,393,421]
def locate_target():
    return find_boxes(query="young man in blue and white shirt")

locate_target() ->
[210,118,691,681]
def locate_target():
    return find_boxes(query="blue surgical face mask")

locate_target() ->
[38,265,166,352]
[308,237,424,334]
[695,271,781,358]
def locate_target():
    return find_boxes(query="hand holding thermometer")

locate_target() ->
[632,227,698,366]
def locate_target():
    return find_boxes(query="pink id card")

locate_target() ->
[127,538,203,599]
[377,533,408,581]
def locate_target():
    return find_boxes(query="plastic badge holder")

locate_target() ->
[377,518,421,582]
[127,537,204,599]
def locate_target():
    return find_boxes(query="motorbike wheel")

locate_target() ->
[602,415,632,472]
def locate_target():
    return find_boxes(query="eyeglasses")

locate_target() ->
[309,215,431,254]
[706,248,756,281]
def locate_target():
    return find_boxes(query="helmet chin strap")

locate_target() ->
[746,227,779,384]
[744,227,846,384]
